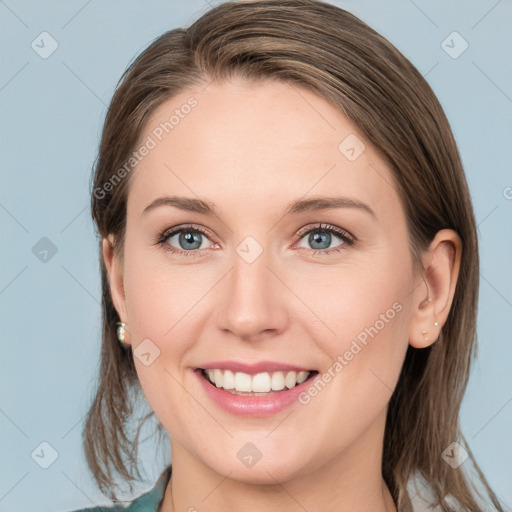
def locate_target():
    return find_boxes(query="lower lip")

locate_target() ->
[194,370,317,417]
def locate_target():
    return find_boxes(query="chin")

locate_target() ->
[203,448,312,485]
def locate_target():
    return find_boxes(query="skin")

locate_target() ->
[102,79,461,512]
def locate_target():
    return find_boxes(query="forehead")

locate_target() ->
[127,79,403,223]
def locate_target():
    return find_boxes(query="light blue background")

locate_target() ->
[1,1,511,510]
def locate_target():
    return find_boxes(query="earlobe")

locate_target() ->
[408,229,462,349]
[102,236,128,329]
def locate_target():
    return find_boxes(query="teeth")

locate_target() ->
[213,369,223,388]
[223,370,235,390]
[234,372,252,392]
[204,369,312,393]
[296,371,309,384]
[271,371,285,391]
[252,372,271,392]
[285,371,298,389]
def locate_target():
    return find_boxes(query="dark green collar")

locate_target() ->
[71,465,172,512]
[130,465,172,511]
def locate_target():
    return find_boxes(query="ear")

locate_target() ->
[102,235,130,345]
[408,229,462,349]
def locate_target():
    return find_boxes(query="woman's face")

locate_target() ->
[107,79,424,483]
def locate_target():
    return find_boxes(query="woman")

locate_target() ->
[74,0,505,510]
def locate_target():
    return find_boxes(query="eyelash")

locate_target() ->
[154,223,356,257]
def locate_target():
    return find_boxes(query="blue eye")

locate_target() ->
[156,222,355,257]
[167,230,207,251]
[295,223,355,255]
[157,224,213,257]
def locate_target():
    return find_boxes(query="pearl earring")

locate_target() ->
[116,321,128,347]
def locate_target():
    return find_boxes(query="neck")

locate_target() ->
[160,413,396,512]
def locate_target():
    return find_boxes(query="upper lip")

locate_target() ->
[197,360,315,375]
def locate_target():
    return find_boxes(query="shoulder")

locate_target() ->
[68,507,126,512]
[406,468,503,512]
[68,504,128,512]
[67,465,172,512]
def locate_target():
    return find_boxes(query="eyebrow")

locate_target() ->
[141,195,376,218]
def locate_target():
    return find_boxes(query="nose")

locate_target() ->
[216,243,289,342]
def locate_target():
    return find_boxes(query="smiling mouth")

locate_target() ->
[198,368,318,396]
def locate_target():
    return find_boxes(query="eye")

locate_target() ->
[155,222,355,257]
[156,224,215,256]
[295,223,355,255]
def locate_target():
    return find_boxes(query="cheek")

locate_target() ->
[301,249,412,351]
[122,235,207,345]
[121,241,215,426]
[296,248,412,414]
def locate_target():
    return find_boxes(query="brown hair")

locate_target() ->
[85,0,504,509]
